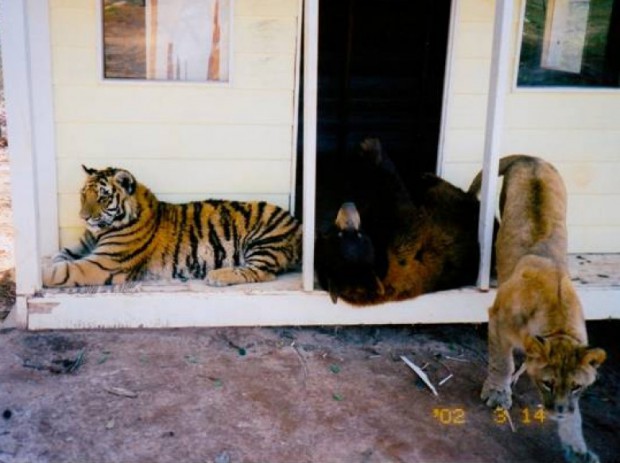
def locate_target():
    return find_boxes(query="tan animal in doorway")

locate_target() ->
[469,155,606,463]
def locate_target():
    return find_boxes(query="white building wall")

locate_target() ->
[49,0,301,247]
[441,0,620,253]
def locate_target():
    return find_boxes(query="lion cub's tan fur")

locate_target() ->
[470,155,606,463]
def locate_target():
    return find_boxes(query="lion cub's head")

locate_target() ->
[524,335,606,420]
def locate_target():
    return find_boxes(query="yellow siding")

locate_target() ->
[442,0,620,252]
[50,0,301,247]
[56,123,292,159]
[53,86,294,124]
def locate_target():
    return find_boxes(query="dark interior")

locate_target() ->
[296,0,453,228]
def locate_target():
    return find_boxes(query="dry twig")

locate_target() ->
[401,355,438,396]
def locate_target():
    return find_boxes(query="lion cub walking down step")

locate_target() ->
[470,155,606,463]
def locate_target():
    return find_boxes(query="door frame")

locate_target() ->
[301,0,511,292]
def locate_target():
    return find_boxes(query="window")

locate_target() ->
[102,0,231,83]
[517,0,620,88]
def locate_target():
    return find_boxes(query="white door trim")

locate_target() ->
[302,0,319,291]
[26,0,59,260]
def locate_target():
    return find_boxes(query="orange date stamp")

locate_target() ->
[431,406,546,426]
[432,407,466,425]
[494,406,546,426]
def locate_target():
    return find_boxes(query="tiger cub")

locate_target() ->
[43,166,302,287]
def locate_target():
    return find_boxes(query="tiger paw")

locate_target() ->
[206,268,239,287]
[206,267,276,287]
[562,445,599,463]
[480,381,512,409]
[42,266,52,287]
[41,263,60,287]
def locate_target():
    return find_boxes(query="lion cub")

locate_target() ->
[470,155,606,463]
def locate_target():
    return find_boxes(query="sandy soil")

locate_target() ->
[0,323,618,463]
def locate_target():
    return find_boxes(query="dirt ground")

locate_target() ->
[0,72,619,463]
[0,323,618,463]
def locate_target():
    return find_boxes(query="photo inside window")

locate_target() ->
[517,0,620,88]
[102,0,230,82]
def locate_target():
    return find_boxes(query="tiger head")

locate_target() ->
[524,335,606,420]
[80,165,139,233]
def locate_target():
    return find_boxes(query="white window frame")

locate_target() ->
[95,0,235,87]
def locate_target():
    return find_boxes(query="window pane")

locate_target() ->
[517,0,620,88]
[102,0,231,82]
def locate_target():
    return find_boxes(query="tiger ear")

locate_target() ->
[524,335,548,361]
[581,348,606,369]
[82,165,97,176]
[114,169,136,195]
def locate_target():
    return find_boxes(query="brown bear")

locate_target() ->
[315,138,482,305]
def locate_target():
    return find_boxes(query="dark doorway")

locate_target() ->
[296,0,453,229]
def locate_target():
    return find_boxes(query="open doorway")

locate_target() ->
[297,0,454,231]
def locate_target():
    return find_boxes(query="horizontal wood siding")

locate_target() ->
[49,0,300,248]
[441,0,620,252]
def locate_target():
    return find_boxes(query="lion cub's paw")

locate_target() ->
[562,445,599,463]
[480,382,512,409]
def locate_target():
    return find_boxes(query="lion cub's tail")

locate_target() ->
[467,154,544,196]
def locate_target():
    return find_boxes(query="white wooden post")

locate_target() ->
[302,0,318,291]
[0,0,46,326]
[477,0,514,290]
[26,0,58,259]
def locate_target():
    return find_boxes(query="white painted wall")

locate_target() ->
[49,0,301,247]
[440,0,620,253]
